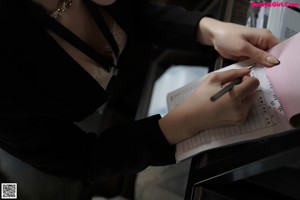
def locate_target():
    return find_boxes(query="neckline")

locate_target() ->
[27,0,119,73]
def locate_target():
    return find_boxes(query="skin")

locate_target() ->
[197,17,280,67]
[159,17,279,145]
[31,0,280,145]
[159,68,259,144]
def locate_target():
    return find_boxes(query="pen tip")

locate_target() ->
[249,63,256,69]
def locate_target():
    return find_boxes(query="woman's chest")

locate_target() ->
[48,0,127,88]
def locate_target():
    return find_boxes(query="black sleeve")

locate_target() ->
[0,40,175,185]
[0,109,175,184]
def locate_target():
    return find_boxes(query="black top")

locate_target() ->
[0,0,208,184]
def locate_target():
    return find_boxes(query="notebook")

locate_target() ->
[167,33,300,162]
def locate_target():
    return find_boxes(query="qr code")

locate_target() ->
[1,183,17,199]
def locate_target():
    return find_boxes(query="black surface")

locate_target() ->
[185,129,300,200]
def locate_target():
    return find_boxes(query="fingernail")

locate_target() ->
[266,56,280,65]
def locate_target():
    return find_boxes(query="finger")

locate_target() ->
[237,56,250,62]
[240,91,257,118]
[238,92,257,124]
[260,29,280,49]
[247,28,280,49]
[209,68,252,85]
[242,43,280,67]
[242,91,257,105]
[232,76,260,100]
[216,50,248,62]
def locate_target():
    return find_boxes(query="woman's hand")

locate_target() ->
[159,68,259,144]
[197,17,280,67]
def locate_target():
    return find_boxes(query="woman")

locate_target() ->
[0,0,279,184]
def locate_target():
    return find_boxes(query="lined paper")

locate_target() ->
[167,60,294,162]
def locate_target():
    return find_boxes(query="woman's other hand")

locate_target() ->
[197,17,280,67]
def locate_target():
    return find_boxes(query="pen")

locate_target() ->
[210,78,242,102]
[210,64,256,102]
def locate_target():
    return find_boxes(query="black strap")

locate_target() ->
[47,16,117,71]
[25,0,118,72]
[83,0,119,57]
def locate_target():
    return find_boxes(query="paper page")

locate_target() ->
[147,65,208,117]
[265,32,300,128]
[167,60,294,162]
